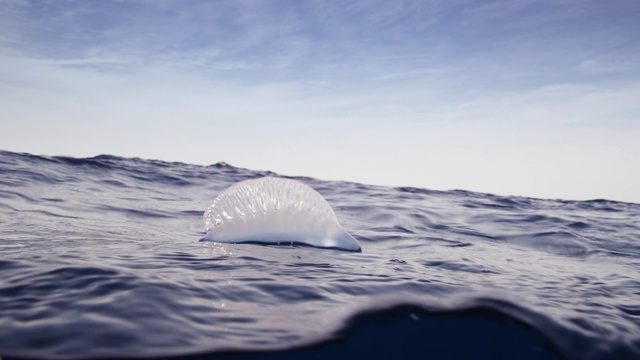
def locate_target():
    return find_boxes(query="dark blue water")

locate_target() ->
[1,150,639,359]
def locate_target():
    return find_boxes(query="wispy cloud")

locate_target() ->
[1,0,639,201]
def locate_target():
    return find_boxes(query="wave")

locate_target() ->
[0,150,639,359]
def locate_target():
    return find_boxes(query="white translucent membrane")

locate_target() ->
[201,177,361,252]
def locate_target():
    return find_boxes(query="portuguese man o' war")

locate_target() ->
[200,177,361,252]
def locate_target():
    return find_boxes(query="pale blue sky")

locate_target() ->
[1,0,639,202]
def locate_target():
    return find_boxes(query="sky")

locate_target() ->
[1,0,639,203]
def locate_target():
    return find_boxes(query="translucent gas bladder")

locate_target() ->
[201,177,361,252]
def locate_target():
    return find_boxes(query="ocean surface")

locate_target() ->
[1,150,639,360]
